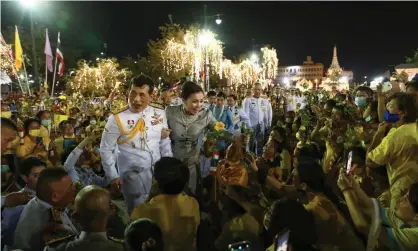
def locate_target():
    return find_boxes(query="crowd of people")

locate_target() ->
[1,74,418,251]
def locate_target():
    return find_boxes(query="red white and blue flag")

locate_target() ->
[56,32,65,77]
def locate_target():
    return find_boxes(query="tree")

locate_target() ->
[119,56,154,80]
[405,49,418,66]
[66,58,131,97]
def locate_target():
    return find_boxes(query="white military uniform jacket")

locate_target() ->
[227,105,251,135]
[243,96,273,129]
[100,105,173,181]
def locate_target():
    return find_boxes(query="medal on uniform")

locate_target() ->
[127,120,134,129]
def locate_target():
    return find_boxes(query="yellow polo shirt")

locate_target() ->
[131,193,200,251]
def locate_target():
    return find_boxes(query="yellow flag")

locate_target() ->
[14,26,23,71]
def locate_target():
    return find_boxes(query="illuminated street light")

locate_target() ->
[96,58,100,61]
[20,74,24,79]
[374,77,383,83]
[100,52,104,55]
[199,30,213,46]
[251,53,258,62]
[19,0,38,8]
[215,15,222,25]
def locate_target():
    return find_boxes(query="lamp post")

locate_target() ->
[19,0,40,90]
[201,5,222,92]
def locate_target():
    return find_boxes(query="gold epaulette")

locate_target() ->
[150,102,165,110]
[111,106,129,115]
[44,233,76,246]
[108,236,125,244]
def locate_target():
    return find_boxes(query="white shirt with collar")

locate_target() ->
[100,105,173,181]
[243,96,272,129]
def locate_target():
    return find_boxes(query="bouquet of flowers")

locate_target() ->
[241,122,253,152]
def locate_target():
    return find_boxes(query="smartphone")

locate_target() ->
[346,151,353,175]
[64,139,77,149]
[75,128,81,136]
[36,137,43,145]
[275,230,290,251]
[381,81,392,93]
[228,241,250,251]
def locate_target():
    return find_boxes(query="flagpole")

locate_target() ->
[51,32,59,97]
[22,56,31,96]
[44,29,48,91]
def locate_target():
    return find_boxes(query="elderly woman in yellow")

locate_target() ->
[216,144,248,188]
[367,92,418,210]
[16,118,51,165]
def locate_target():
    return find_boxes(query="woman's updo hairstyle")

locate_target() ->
[181,81,204,100]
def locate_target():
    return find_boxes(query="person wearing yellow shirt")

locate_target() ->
[338,169,418,251]
[16,118,51,163]
[131,157,200,251]
[367,93,418,210]
[53,120,77,159]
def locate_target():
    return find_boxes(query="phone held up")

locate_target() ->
[346,151,353,175]
[229,241,251,251]
[275,230,291,251]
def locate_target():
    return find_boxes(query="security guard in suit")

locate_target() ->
[100,75,172,214]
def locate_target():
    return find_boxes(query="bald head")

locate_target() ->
[74,185,111,231]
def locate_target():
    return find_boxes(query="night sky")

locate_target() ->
[2,1,418,81]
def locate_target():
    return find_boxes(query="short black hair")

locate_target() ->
[131,74,154,95]
[207,90,217,97]
[406,80,418,91]
[216,91,226,99]
[19,156,47,177]
[268,198,317,249]
[227,94,237,101]
[355,86,373,97]
[388,92,417,122]
[154,157,189,195]
[36,167,69,203]
[124,218,164,251]
[23,117,41,134]
[1,117,18,131]
[181,81,204,100]
[35,110,50,120]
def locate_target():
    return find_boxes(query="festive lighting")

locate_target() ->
[260,47,278,80]
[68,58,131,97]
[251,53,258,62]
[19,0,38,8]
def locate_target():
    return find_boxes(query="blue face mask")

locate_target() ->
[355,97,367,108]
[42,119,52,127]
[94,147,100,153]
[384,110,400,122]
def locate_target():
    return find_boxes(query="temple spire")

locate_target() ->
[330,44,340,69]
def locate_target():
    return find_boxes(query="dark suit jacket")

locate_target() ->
[45,231,123,251]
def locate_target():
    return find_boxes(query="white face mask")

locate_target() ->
[90,120,97,125]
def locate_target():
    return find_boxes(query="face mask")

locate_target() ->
[1,165,10,173]
[90,120,97,125]
[355,97,368,108]
[99,121,106,127]
[94,147,100,153]
[1,111,11,119]
[383,110,400,122]
[41,119,52,127]
[285,118,293,123]
[29,129,41,137]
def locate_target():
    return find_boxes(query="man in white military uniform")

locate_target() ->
[243,82,272,156]
[100,75,172,214]
[226,94,251,135]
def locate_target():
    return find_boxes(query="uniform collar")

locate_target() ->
[35,197,53,210]
[23,185,36,197]
[79,231,108,241]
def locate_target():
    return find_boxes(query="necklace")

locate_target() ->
[181,105,198,135]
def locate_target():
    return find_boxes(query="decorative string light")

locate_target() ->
[68,58,131,97]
